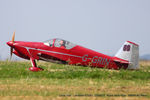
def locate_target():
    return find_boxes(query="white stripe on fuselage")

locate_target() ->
[18,45,82,58]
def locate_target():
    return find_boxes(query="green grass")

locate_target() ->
[0,61,150,100]
[0,61,150,80]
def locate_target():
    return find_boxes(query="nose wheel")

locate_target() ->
[29,58,44,72]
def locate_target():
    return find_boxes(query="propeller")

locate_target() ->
[10,32,15,59]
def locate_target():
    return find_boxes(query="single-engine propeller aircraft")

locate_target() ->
[7,32,139,71]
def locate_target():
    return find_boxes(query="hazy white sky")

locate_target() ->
[0,0,150,60]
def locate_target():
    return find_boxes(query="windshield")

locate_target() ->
[43,39,54,47]
[44,38,76,49]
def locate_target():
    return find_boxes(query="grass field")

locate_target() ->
[0,60,150,100]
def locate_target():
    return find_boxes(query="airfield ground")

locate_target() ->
[0,60,150,100]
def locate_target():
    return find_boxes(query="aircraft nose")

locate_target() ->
[7,41,14,47]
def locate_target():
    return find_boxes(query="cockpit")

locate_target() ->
[44,38,76,49]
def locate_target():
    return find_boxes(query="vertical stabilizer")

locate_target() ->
[115,41,139,69]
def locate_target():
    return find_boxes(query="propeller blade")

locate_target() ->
[12,31,15,43]
[10,31,15,59]
[10,47,13,59]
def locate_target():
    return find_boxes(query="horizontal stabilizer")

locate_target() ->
[113,57,129,64]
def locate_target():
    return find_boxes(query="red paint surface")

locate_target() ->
[7,39,129,71]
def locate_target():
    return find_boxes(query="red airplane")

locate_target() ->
[7,32,139,71]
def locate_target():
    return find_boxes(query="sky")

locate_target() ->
[0,0,150,60]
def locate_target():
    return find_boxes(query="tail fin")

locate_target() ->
[115,41,139,69]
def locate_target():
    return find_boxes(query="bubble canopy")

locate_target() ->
[43,38,76,49]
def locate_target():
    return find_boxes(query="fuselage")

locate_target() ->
[7,39,129,70]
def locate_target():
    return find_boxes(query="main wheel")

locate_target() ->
[29,67,44,72]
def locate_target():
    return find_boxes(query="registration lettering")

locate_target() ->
[82,55,111,65]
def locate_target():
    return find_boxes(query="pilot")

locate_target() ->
[60,40,66,48]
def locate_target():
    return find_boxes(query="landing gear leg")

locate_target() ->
[29,58,44,72]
